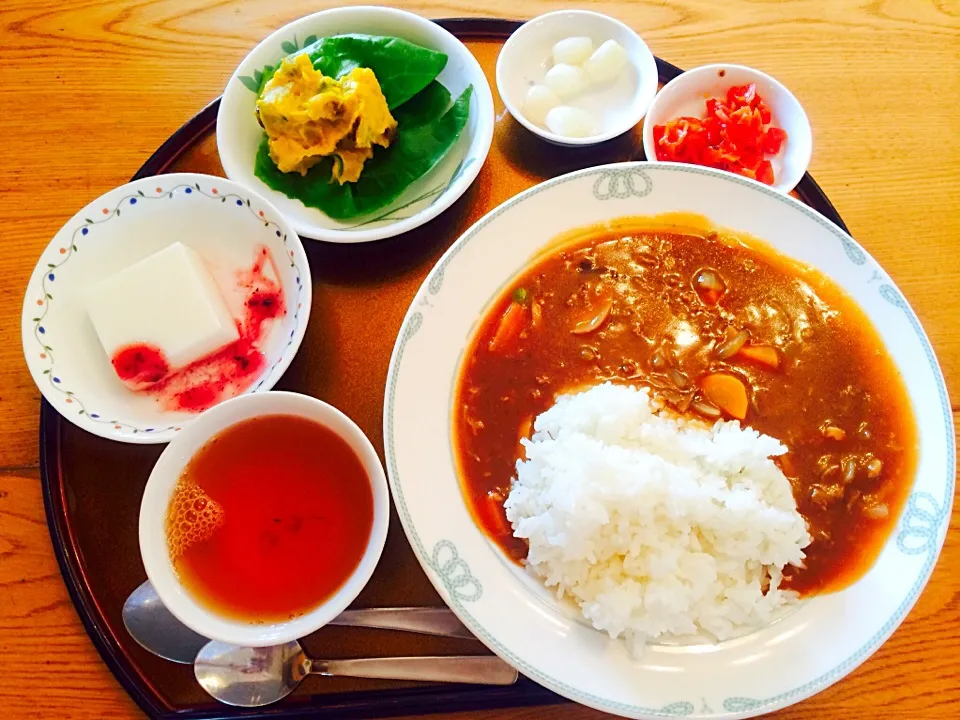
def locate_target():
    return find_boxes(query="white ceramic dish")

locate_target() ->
[140,391,390,647]
[642,64,812,193]
[384,163,953,718]
[21,173,311,444]
[497,10,658,146]
[217,6,495,243]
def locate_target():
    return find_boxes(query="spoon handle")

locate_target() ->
[328,607,475,639]
[312,655,518,685]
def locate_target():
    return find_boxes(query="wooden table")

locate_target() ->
[1,1,958,717]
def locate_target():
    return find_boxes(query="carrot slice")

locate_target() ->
[700,373,749,420]
[777,452,797,477]
[518,416,534,442]
[736,344,780,369]
[483,491,511,536]
[488,302,526,353]
[517,416,534,459]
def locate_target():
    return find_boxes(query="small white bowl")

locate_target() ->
[20,173,311,444]
[642,64,813,193]
[139,391,390,647]
[496,10,658,147]
[217,6,495,243]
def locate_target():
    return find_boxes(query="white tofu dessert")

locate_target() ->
[86,242,238,388]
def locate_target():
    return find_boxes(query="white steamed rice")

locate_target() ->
[504,382,811,647]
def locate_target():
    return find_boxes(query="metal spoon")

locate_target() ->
[195,640,519,707]
[123,580,474,664]
[123,581,208,664]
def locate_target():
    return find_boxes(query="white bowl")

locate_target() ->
[642,64,812,193]
[496,10,658,147]
[21,173,311,444]
[385,163,952,717]
[217,6,495,243]
[140,391,390,647]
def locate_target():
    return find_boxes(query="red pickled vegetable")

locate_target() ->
[762,127,788,154]
[653,83,788,186]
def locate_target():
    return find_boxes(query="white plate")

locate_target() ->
[217,6,495,243]
[384,162,953,718]
[21,173,311,444]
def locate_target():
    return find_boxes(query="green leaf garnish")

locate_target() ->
[245,34,448,109]
[306,34,448,109]
[238,75,260,93]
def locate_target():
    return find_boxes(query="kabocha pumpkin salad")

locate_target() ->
[252,34,473,220]
[257,55,398,183]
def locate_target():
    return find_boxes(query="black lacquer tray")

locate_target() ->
[40,17,848,720]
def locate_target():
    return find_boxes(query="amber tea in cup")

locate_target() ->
[165,413,374,622]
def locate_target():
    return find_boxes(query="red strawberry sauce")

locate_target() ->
[109,245,285,413]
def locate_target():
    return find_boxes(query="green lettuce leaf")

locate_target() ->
[252,34,447,109]
[305,34,448,109]
[254,84,473,220]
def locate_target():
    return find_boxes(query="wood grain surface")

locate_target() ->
[0,0,958,718]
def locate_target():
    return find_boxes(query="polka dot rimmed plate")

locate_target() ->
[21,173,311,444]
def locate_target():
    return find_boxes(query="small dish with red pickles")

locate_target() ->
[642,63,812,192]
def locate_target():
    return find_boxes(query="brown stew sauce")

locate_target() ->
[454,219,917,595]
